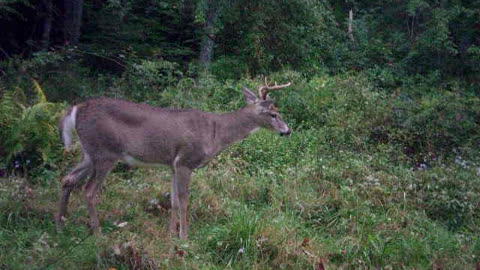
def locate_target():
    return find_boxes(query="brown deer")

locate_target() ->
[55,79,291,239]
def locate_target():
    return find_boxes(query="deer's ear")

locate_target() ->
[242,87,258,105]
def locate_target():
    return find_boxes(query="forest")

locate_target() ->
[0,0,479,269]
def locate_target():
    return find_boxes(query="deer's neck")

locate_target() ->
[217,108,260,148]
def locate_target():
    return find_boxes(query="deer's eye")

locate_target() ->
[270,113,276,118]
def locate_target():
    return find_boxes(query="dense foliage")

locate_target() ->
[1,0,479,82]
[0,0,479,269]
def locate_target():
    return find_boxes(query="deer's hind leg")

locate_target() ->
[174,165,192,240]
[56,154,93,229]
[83,158,116,234]
[170,173,180,236]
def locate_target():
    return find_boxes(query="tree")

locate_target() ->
[41,0,53,50]
[64,0,84,45]
[198,0,218,72]
[179,0,196,68]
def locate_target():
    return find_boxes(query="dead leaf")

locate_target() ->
[315,260,326,270]
[174,245,185,258]
[301,237,310,247]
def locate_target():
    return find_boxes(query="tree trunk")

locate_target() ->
[41,0,53,50]
[181,0,194,33]
[199,0,217,72]
[180,0,194,69]
[348,9,354,42]
[64,0,84,45]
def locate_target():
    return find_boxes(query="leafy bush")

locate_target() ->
[389,88,480,163]
[282,74,480,163]
[415,167,480,230]
[126,59,183,100]
[210,56,249,81]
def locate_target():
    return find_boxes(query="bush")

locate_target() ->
[415,167,480,230]
[389,88,480,163]
[210,56,249,81]
[125,59,183,101]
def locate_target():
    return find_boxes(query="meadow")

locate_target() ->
[1,67,479,269]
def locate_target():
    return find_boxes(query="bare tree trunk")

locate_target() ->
[348,9,354,42]
[64,0,84,45]
[199,0,217,72]
[41,0,53,50]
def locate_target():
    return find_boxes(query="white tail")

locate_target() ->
[61,106,78,151]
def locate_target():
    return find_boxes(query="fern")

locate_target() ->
[0,80,65,168]
[32,79,47,103]
[0,90,20,150]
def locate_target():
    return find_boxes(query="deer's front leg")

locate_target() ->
[174,165,192,240]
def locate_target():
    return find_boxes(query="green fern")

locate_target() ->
[0,90,20,151]
[32,79,47,103]
[0,80,65,168]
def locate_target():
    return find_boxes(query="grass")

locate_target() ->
[1,127,479,269]
[1,71,479,269]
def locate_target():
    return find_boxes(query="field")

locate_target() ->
[1,73,479,269]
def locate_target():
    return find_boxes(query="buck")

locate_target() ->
[55,79,292,239]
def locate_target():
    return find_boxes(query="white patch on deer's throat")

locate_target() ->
[122,154,163,168]
[249,127,260,134]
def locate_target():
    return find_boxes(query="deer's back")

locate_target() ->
[73,98,217,167]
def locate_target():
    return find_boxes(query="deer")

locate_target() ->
[55,79,292,239]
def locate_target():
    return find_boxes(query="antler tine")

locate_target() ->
[258,77,291,100]
[257,77,269,99]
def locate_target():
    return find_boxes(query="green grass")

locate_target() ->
[1,127,479,269]
[1,70,479,269]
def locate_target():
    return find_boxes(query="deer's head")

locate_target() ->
[242,78,292,136]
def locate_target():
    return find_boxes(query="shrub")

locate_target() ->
[389,88,480,163]
[125,59,183,101]
[415,167,480,230]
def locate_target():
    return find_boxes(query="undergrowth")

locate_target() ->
[0,58,479,269]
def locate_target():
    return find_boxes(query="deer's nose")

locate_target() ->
[280,129,291,136]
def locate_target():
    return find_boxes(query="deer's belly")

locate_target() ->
[121,153,166,168]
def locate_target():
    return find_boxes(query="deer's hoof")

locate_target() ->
[89,226,102,236]
[169,222,179,237]
[54,214,66,231]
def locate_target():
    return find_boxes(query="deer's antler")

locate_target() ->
[258,77,291,100]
